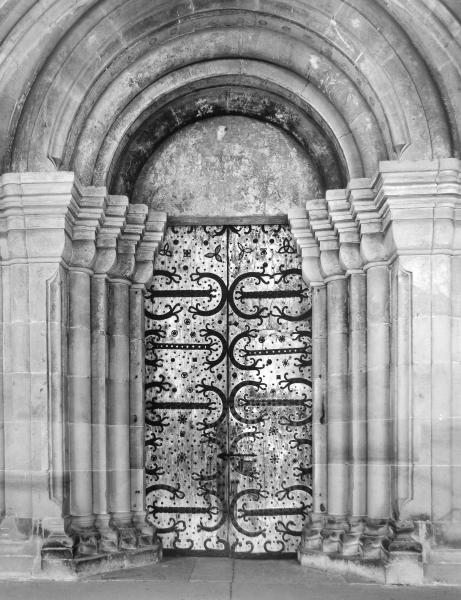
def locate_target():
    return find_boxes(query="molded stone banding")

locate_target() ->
[3,2,454,185]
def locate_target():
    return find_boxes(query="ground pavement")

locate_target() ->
[0,556,460,600]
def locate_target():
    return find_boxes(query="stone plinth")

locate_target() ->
[41,542,162,581]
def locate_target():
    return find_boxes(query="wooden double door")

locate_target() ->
[144,224,312,556]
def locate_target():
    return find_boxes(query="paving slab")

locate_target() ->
[233,557,345,585]
[231,582,348,600]
[190,557,233,582]
[0,581,231,600]
[231,582,461,600]
[0,557,461,600]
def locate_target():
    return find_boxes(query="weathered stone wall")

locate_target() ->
[133,116,324,215]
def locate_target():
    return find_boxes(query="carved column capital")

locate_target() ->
[93,195,128,275]
[67,185,106,270]
[108,204,148,281]
[307,198,345,281]
[132,209,167,287]
[348,177,389,267]
[327,188,363,274]
[287,208,324,286]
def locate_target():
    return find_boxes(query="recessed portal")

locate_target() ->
[144,223,313,556]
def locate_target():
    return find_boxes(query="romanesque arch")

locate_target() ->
[0,0,460,584]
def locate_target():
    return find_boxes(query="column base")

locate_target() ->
[388,520,422,554]
[0,516,162,580]
[298,516,424,584]
[321,515,350,554]
[342,518,366,558]
[361,518,393,561]
[95,513,158,553]
[95,516,119,554]
[132,513,157,548]
[300,512,325,552]
[71,528,100,557]
[68,516,100,557]
[110,514,138,550]
[41,530,74,561]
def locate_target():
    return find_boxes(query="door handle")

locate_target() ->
[217,451,234,460]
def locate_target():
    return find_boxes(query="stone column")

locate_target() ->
[311,285,327,520]
[129,209,166,546]
[66,187,105,556]
[366,265,391,517]
[288,209,327,551]
[351,179,393,559]
[107,205,148,549]
[329,187,367,556]
[325,277,349,519]
[308,199,350,553]
[91,195,128,552]
[0,173,82,575]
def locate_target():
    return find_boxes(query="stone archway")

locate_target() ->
[39,110,328,573]
[1,0,461,585]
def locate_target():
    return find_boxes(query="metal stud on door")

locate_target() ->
[145,224,312,556]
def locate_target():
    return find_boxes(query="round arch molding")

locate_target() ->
[106,78,350,199]
[1,0,457,185]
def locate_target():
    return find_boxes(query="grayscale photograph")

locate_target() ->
[0,1,460,599]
